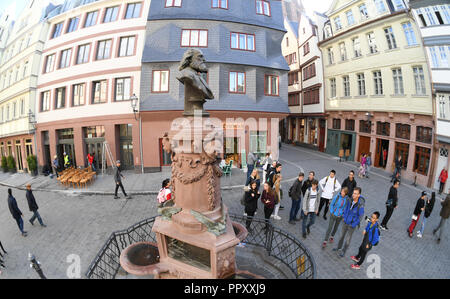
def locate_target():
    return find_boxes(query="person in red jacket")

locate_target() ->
[438,168,448,195]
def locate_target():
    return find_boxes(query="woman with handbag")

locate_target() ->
[244,180,260,231]
[407,191,426,238]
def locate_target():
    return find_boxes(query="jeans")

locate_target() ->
[247,165,254,179]
[324,214,342,241]
[289,198,301,221]
[115,182,128,197]
[318,197,331,216]
[30,210,44,226]
[90,162,96,171]
[264,207,274,230]
[336,223,356,255]
[439,182,445,194]
[391,167,400,181]
[381,205,394,227]
[434,217,447,240]
[14,217,24,233]
[419,216,428,235]
[302,211,316,235]
[355,238,371,266]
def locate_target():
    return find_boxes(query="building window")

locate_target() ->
[181,29,208,47]
[345,119,355,131]
[376,121,390,136]
[84,126,105,138]
[229,71,245,94]
[330,78,336,98]
[165,0,182,7]
[125,2,142,19]
[416,126,432,144]
[332,118,341,129]
[303,63,316,80]
[359,4,369,20]
[212,0,227,9]
[346,10,355,26]
[359,120,371,133]
[402,22,417,46]
[265,75,279,96]
[59,48,72,69]
[22,61,28,79]
[439,46,449,68]
[231,32,255,51]
[52,22,63,38]
[72,83,85,106]
[374,0,387,14]
[256,0,271,16]
[115,77,131,101]
[103,6,119,23]
[44,54,55,73]
[92,80,108,103]
[152,70,169,93]
[328,48,334,64]
[395,142,409,169]
[288,93,300,106]
[367,32,378,53]
[353,37,361,57]
[96,40,112,60]
[285,53,297,65]
[119,36,135,57]
[250,131,267,155]
[334,16,342,31]
[413,66,426,95]
[343,76,350,97]
[20,98,24,115]
[76,44,90,64]
[41,91,50,111]
[414,146,430,175]
[392,68,404,95]
[55,87,66,109]
[384,27,397,50]
[395,123,410,140]
[83,11,98,28]
[304,88,320,105]
[373,71,383,95]
[392,0,406,11]
[429,47,439,68]
[288,71,298,86]
[357,73,365,96]
[303,42,310,55]
[339,42,347,61]
[66,17,79,33]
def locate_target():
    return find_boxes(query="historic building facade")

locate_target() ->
[35,0,150,172]
[139,0,289,171]
[320,0,435,186]
[410,1,450,191]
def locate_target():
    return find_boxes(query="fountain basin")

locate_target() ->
[119,242,167,276]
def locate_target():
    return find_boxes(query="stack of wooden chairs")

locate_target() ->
[56,166,97,189]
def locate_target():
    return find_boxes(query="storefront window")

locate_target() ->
[414,146,430,175]
[57,128,74,140]
[84,126,105,138]
[416,126,432,144]
[376,121,390,136]
[395,142,409,169]
[359,120,371,133]
[395,124,410,140]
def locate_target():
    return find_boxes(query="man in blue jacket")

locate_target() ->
[333,187,364,257]
[351,211,381,270]
[322,186,349,248]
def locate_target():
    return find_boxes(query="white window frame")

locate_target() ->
[115,77,132,101]
[181,29,208,47]
[373,71,383,95]
[119,36,135,57]
[413,66,426,95]
[152,70,169,93]
[392,68,404,95]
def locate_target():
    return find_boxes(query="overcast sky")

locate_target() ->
[303,0,334,16]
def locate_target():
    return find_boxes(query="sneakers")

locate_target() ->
[21,232,28,237]
[126,196,132,199]
[380,225,388,231]
[29,220,34,226]
[329,237,334,243]
[332,247,338,252]
[322,241,327,249]
[338,249,345,258]
[351,256,360,263]
[288,220,295,225]
[306,227,310,235]
[270,214,274,219]
[279,206,285,210]
[351,264,361,270]
[417,231,422,238]
[302,233,307,239]
[41,224,47,228]
[243,212,247,216]
[323,215,327,220]
[273,215,281,220]
[114,196,119,199]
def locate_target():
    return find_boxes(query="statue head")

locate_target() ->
[179,49,208,73]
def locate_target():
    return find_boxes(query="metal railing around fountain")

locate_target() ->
[85,214,316,279]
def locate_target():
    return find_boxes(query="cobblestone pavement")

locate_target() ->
[0,144,448,279]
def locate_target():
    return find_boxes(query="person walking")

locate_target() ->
[246,152,256,179]
[63,152,70,169]
[391,156,402,182]
[26,184,46,227]
[289,172,304,224]
[333,187,365,257]
[157,179,172,208]
[52,155,59,177]
[114,161,131,199]
[341,170,357,198]
[271,174,282,220]
[318,170,341,220]
[358,154,367,178]
[407,191,426,238]
[244,180,260,231]
[350,211,381,270]
[322,187,349,249]
[7,189,27,237]
[380,180,400,230]
[365,153,372,178]
[417,192,435,238]
[261,153,272,184]
[438,168,448,195]
[433,193,450,244]
[261,182,276,232]
[245,169,261,191]
[301,179,321,239]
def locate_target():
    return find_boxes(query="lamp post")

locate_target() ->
[130,94,144,173]
[28,110,38,174]
[130,94,138,121]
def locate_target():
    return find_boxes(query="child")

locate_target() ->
[350,211,380,270]
[157,179,172,208]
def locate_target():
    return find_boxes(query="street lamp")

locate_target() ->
[130,94,139,120]
[28,110,36,129]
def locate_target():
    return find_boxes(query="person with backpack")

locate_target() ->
[157,179,172,208]
[417,192,436,238]
[333,187,365,257]
[267,163,281,188]
[380,180,400,230]
[289,172,304,224]
[322,187,349,249]
[341,170,357,198]
[407,191,426,238]
[261,182,276,232]
[433,193,450,244]
[301,179,321,239]
[244,180,260,231]
[318,170,341,220]
[350,211,381,270]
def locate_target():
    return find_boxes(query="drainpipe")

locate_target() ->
[139,114,144,174]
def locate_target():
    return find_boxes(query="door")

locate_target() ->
[120,140,134,169]
[375,138,389,168]
[358,136,371,162]
[15,142,23,171]
[86,142,104,171]
[58,143,76,167]
[159,138,172,166]
[319,119,326,152]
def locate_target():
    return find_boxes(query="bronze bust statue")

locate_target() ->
[177,49,214,116]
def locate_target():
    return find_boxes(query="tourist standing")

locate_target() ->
[245,169,261,191]
[438,168,448,195]
[391,156,402,182]
[261,153,272,183]
[318,170,341,220]
[52,155,59,177]
[114,161,131,199]
[301,179,321,239]
[261,182,276,232]
[350,212,381,270]
[341,170,357,197]
[7,189,27,237]
[244,180,260,231]
[322,187,349,249]
[87,152,96,171]
[271,174,282,220]
[407,191,426,238]
[333,187,365,257]
[433,194,450,244]
[380,180,400,230]
[267,162,281,188]
[247,152,256,179]
[63,152,70,169]
[365,153,372,178]
[418,192,435,238]
[289,172,304,224]
[301,171,315,196]
[358,154,367,178]
[157,179,172,208]
[26,184,46,227]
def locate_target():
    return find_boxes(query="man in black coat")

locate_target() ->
[26,184,46,227]
[407,191,426,238]
[7,188,27,237]
[289,172,304,224]
[341,171,357,197]
[380,180,400,230]
[301,171,315,196]
[114,161,131,199]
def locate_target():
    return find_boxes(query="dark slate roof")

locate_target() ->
[286,20,299,38]
[148,0,286,32]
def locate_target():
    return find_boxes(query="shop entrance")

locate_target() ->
[119,124,134,170]
[341,133,354,160]
[15,141,24,171]
[159,138,172,166]
[57,128,76,168]
[319,119,325,152]
[84,126,105,171]
[358,136,371,162]
[375,138,389,168]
